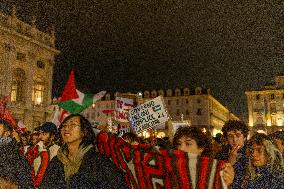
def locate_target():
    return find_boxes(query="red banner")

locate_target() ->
[97,132,226,189]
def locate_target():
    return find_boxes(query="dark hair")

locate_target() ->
[222,120,249,138]
[59,114,96,147]
[121,132,139,144]
[0,119,13,133]
[173,126,212,157]
[269,131,284,141]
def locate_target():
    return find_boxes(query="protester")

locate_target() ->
[241,133,284,188]
[269,130,284,156]
[173,126,235,188]
[40,114,128,188]
[0,119,34,188]
[216,120,249,188]
[38,122,60,160]
[19,132,31,154]
[29,122,60,187]
[121,132,140,145]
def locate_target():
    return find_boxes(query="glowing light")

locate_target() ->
[36,97,42,104]
[212,129,222,137]
[157,132,166,138]
[257,130,266,134]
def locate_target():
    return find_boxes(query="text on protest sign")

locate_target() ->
[129,96,168,134]
[115,97,134,122]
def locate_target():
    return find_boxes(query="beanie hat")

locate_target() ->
[40,122,58,134]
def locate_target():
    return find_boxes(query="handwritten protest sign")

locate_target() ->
[115,97,134,122]
[129,96,168,134]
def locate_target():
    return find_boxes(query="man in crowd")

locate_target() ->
[0,118,33,188]
[216,120,249,188]
[31,122,60,187]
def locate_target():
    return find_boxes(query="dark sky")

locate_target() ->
[1,1,283,119]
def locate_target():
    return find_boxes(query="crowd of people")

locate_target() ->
[0,115,283,188]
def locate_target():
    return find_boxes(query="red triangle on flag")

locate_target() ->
[0,101,16,129]
[60,70,78,102]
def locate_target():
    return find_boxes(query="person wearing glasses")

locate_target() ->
[40,114,128,189]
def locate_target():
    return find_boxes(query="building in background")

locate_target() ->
[83,87,239,137]
[0,7,59,130]
[246,76,284,134]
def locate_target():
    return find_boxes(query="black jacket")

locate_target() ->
[0,138,34,188]
[216,144,248,189]
[39,147,128,189]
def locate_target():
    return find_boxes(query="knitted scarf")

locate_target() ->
[57,144,93,180]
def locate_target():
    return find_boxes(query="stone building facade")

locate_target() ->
[246,76,284,134]
[82,87,239,137]
[0,7,59,130]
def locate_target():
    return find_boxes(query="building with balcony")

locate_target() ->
[246,76,284,134]
[82,87,239,137]
[0,7,59,130]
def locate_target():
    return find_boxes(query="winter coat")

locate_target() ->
[39,146,129,189]
[246,166,284,189]
[216,144,248,189]
[0,138,34,188]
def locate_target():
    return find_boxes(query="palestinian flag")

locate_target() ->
[58,70,106,114]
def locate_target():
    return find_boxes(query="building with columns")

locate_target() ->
[246,76,284,134]
[0,7,59,130]
[82,87,239,137]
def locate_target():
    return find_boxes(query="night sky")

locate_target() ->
[1,1,283,119]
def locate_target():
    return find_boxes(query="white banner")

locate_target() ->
[129,96,168,134]
[115,97,134,122]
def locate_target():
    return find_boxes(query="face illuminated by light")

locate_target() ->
[249,144,267,167]
[61,116,84,145]
[227,130,245,148]
[177,136,204,155]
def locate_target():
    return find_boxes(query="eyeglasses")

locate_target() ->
[61,123,80,130]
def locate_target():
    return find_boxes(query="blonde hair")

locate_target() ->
[242,134,284,186]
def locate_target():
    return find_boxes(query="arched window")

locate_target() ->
[158,90,164,96]
[32,76,45,106]
[195,87,202,95]
[144,91,150,98]
[183,88,190,96]
[151,90,157,98]
[166,89,172,97]
[11,68,26,103]
[175,88,181,96]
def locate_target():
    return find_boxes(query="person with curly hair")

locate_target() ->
[216,120,249,188]
[173,126,235,188]
[241,133,284,189]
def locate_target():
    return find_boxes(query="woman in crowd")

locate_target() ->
[241,133,284,189]
[40,114,128,188]
[173,126,235,188]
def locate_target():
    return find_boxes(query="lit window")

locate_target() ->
[32,82,44,105]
